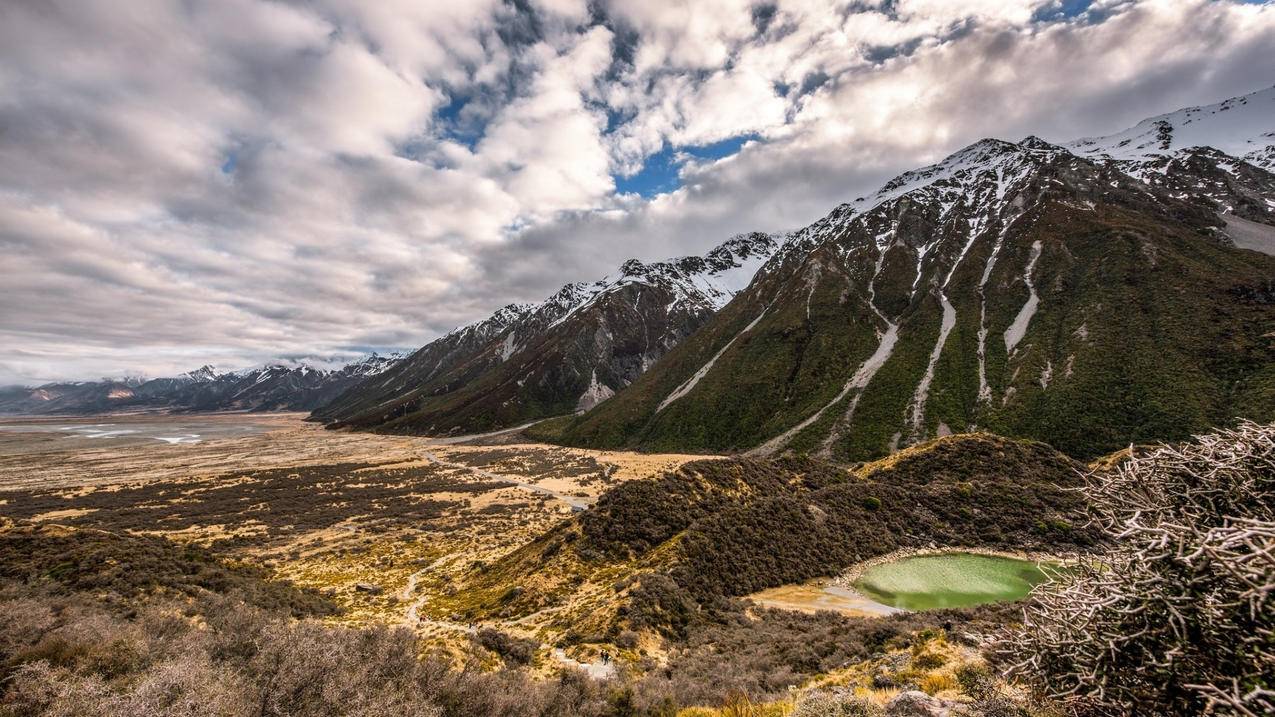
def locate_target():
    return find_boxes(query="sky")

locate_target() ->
[2,0,1274,385]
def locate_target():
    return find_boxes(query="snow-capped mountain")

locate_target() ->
[1068,86,1275,168]
[551,87,1275,461]
[0,353,405,415]
[1067,86,1275,227]
[311,233,781,433]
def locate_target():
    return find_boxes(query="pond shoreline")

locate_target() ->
[830,545,1080,589]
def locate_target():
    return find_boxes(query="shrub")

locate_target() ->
[792,691,884,717]
[994,421,1275,716]
[474,628,537,666]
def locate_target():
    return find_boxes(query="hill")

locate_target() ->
[434,433,1100,640]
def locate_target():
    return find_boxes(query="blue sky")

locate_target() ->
[2,0,1274,383]
[615,135,759,197]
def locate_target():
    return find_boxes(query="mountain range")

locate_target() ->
[0,354,401,415]
[311,233,779,432]
[536,86,1275,460]
[313,85,1275,461]
[9,86,1273,462]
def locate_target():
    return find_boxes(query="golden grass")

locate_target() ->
[678,694,794,717]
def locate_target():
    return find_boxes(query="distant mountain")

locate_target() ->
[539,86,1275,460]
[311,233,780,434]
[0,353,402,415]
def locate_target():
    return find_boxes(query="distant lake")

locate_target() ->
[0,416,279,445]
[853,552,1056,611]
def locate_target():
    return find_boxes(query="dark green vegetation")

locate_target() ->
[0,524,1022,716]
[0,462,501,548]
[602,434,1096,605]
[458,434,1099,639]
[0,429,1114,716]
[0,524,335,617]
[545,141,1275,461]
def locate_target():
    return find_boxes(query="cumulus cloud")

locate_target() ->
[1,0,1273,384]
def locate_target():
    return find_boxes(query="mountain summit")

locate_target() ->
[540,87,1275,459]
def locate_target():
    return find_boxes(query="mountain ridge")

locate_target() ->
[311,231,781,433]
[0,353,403,415]
[538,86,1275,459]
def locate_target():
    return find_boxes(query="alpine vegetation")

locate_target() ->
[996,422,1275,716]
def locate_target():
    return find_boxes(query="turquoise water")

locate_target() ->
[853,553,1053,610]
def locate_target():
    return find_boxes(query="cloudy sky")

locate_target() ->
[2,0,1273,384]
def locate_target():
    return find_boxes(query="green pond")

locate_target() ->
[853,553,1054,611]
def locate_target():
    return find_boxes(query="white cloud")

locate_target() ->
[0,0,1273,384]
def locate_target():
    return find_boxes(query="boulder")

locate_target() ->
[354,582,383,595]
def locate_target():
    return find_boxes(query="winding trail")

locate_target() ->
[399,562,614,681]
[400,555,452,627]
[425,420,547,445]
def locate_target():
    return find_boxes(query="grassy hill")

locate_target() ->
[437,434,1100,640]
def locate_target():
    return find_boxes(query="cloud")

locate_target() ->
[0,0,1273,384]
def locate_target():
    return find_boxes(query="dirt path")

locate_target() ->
[551,648,616,680]
[400,555,454,627]
[424,420,550,445]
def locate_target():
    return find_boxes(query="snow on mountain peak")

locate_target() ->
[1067,85,1275,166]
[182,365,219,382]
[536,232,783,330]
[863,136,1065,214]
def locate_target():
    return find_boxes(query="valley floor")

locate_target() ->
[0,414,708,656]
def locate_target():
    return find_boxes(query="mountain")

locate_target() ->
[0,353,402,415]
[311,233,779,434]
[538,86,1275,460]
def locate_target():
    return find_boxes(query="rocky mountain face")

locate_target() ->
[0,354,402,415]
[312,233,780,434]
[542,87,1275,460]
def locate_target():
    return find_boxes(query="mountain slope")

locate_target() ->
[313,233,779,434]
[0,354,401,415]
[542,88,1275,460]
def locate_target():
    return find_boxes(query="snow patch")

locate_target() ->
[657,306,771,413]
[1068,86,1275,164]
[499,332,519,361]
[1004,240,1043,353]
[1222,213,1275,256]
